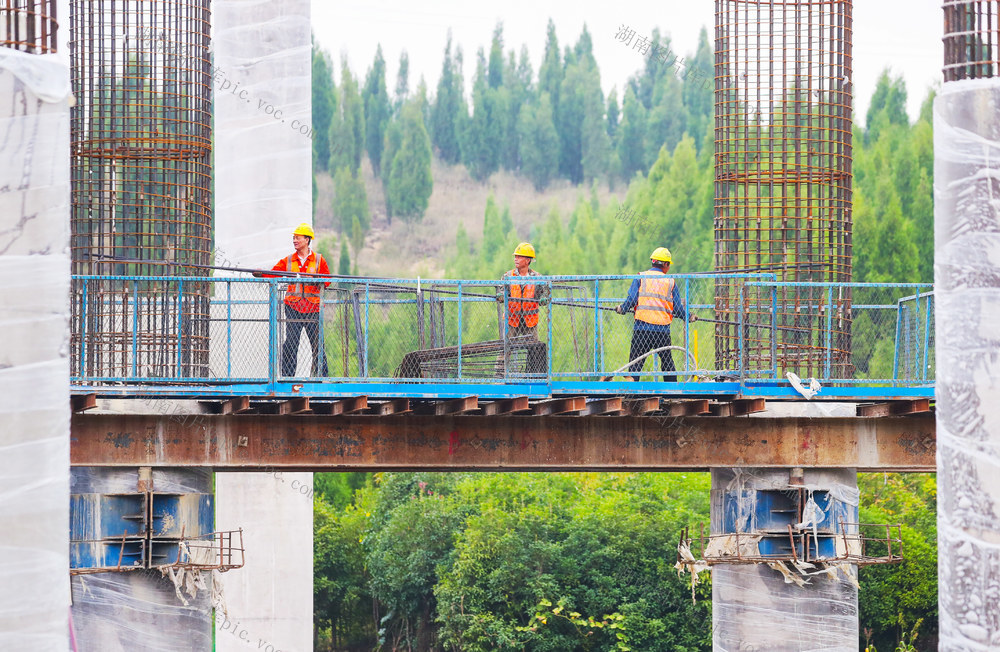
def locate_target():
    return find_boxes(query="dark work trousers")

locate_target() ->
[627,327,677,382]
[281,304,328,377]
[507,323,547,375]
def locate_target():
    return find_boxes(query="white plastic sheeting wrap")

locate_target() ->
[0,49,71,652]
[212,1,314,651]
[710,468,859,652]
[935,79,1000,651]
[69,469,214,652]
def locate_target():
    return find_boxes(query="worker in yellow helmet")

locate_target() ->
[615,247,696,382]
[269,223,331,377]
[498,242,549,374]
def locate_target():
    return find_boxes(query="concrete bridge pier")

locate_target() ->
[710,468,859,651]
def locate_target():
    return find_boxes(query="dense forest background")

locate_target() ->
[308,20,938,652]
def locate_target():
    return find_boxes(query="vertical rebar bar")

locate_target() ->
[0,0,57,53]
[715,1,853,378]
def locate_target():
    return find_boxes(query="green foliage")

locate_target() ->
[518,93,560,191]
[311,41,336,171]
[337,239,350,276]
[384,101,434,222]
[363,46,391,176]
[329,61,365,174]
[431,34,466,165]
[331,166,369,236]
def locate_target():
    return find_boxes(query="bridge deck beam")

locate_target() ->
[71,413,935,471]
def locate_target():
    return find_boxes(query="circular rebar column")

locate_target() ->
[937,3,1000,648]
[0,0,57,53]
[714,0,853,379]
[69,0,212,378]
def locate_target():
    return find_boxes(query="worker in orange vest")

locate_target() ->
[615,247,696,382]
[499,242,549,374]
[268,223,331,377]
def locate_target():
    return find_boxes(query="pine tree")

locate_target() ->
[338,239,351,275]
[332,166,369,235]
[682,28,714,153]
[385,101,433,221]
[618,86,647,179]
[517,93,559,191]
[464,50,503,181]
[311,42,336,172]
[329,60,365,173]
[363,46,391,175]
[431,35,465,164]
[394,51,409,112]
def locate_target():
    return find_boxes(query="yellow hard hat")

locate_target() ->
[650,247,672,263]
[293,223,315,238]
[513,242,536,258]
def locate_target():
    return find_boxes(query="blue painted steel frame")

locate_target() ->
[70,274,936,402]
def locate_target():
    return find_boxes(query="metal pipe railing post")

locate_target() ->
[457,283,463,380]
[364,282,370,379]
[771,284,779,379]
[176,281,185,378]
[547,279,553,382]
[892,298,903,381]
[922,292,933,381]
[593,279,601,376]
[131,280,139,378]
[226,281,232,379]
[684,278,691,377]
[268,280,278,387]
[825,285,834,380]
[80,279,88,378]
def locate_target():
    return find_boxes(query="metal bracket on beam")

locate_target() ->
[856,399,931,417]
[71,393,98,412]
[368,398,411,416]
[662,399,711,417]
[414,396,479,416]
[579,397,624,416]
[532,396,587,416]
[480,396,530,416]
[624,397,660,415]
[199,397,250,415]
[255,397,311,415]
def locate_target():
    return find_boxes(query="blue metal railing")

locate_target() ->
[70,274,934,397]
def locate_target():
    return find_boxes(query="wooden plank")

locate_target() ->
[532,396,587,416]
[857,399,931,418]
[579,397,623,416]
[480,396,530,416]
[623,397,660,416]
[662,399,711,417]
[71,393,98,412]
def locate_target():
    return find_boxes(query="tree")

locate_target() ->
[363,45,391,175]
[431,34,466,165]
[618,86,648,179]
[865,69,909,143]
[311,42,336,172]
[331,165,369,235]
[329,60,365,173]
[385,101,433,221]
[338,238,350,276]
[463,49,504,181]
[517,93,559,191]
[394,50,409,112]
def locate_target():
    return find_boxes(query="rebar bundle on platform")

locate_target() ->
[69,0,212,378]
[714,0,853,378]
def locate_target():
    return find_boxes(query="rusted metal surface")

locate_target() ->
[71,413,935,471]
[943,1,1000,81]
[856,399,932,417]
[1,0,57,53]
[714,0,854,377]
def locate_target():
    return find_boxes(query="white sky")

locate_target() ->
[312,0,944,126]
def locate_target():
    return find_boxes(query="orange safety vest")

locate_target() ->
[634,271,675,326]
[507,271,539,328]
[284,253,326,313]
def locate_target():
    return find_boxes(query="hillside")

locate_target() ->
[314,157,628,279]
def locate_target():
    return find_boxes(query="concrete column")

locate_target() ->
[212,1,313,650]
[0,49,71,652]
[935,80,1000,650]
[711,468,859,651]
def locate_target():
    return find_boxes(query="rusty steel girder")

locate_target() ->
[71,414,935,471]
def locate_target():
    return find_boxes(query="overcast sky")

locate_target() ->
[312,0,943,126]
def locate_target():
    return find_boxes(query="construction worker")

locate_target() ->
[267,223,331,377]
[498,242,549,374]
[615,247,696,382]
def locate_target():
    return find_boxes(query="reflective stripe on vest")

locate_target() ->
[284,254,324,310]
[634,272,674,326]
[507,270,539,328]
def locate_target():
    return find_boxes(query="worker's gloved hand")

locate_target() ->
[615,305,625,314]
[251,271,262,278]
[690,314,698,322]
